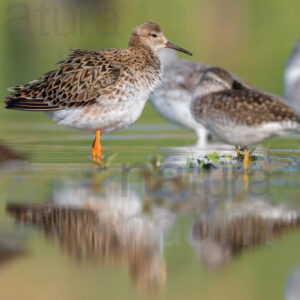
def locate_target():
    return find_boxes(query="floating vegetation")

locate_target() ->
[205,152,220,163]
[197,159,217,171]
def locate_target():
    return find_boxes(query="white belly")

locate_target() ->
[207,121,300,147]
[150,89,206,132]
[46,94,149,133]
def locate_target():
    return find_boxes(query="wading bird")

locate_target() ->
[5,21,192,163]
[191,67,300,171]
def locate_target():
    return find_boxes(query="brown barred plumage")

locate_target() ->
[4,21,192,162]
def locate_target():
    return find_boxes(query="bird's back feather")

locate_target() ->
[5,49,122,111]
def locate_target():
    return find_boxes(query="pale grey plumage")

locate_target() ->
[284,39,300,115]
[150,49,210,144]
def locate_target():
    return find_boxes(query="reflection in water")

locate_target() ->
[190,200,300,270]
[3,150,300,295]
[7,183,176,291]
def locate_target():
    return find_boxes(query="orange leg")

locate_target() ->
[243,148,249,190]
[91,129,102,163]
[243,148,249,173]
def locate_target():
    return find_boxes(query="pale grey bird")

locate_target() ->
[150,49,210,145]
[284,39,300,115]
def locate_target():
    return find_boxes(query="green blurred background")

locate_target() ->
[1,2,300,299]
[0,0,299,128]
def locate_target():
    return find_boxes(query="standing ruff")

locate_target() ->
[5,21,192,163]
[191,67,300,171]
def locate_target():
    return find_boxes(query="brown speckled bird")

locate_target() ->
[191,67,300,170]
[5,21,192,163]
[150,49,256,146]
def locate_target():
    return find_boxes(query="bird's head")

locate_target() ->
[128,21,192,56]
[199,67,234,94]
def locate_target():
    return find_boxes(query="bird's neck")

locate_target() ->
[128,33,152,53]
[157,48,178,67]
[128,43,159,67]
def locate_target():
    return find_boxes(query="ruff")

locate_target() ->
[5,21,192,163]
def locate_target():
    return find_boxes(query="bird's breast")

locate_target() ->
[122,55,162,94]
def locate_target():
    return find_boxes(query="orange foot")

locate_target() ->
[91,129,102,164]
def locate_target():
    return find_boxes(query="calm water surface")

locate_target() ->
[0,118,300,300]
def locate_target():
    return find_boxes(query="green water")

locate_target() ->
[0,110,300,300]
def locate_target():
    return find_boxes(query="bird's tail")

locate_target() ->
[5,70,61,111]
[5,83,59,111]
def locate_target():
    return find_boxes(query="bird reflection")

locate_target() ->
[190,199,300,270]
[7,182,176,291]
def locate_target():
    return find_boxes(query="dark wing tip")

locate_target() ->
[5,97,60,111]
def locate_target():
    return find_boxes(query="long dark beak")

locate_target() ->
[165,41,192,56]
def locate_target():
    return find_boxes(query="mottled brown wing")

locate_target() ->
[5,49,121,111]
[201,89,300,125]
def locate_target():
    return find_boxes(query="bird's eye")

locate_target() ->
[151,33,157,38]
